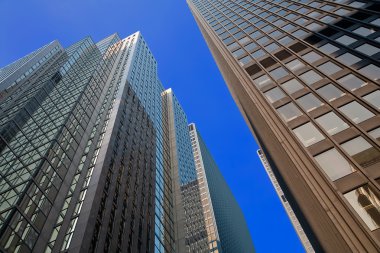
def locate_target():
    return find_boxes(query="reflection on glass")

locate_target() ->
[299,70,323,85]
[297,93,324,112]
[344,185,380,231]
[339,101,375,124]
[264,87,286,103]
[337,74,366,91]
[293,122,325,147]
[314,148,355,181]
[363,90,380,110]
[358,64,380,81]
[253,74,273,89]
[286,59,305,71]
[316,112,349,135]
[317,84,345,101]
[277,103,303,122]
[281,79,303,94]
[341,137,380,167]
[369,128,380,142]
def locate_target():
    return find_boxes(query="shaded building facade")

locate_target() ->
[0,32,182,253]
[189,123,255,253]
[188,0,380,252]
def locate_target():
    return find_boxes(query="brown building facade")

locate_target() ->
[187,0,380,252]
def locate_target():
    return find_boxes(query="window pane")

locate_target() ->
[270,67,288,80]
[318,61,342,75]
[317,84,345,101]
[356,44,380,56]
[341,137,380,167]
[319,43,339,54]
[336,53,361,66]
[369,128,380,142]
[363,90,380,109]
[297,93,324,112]
[281,79,303,94]
[316,112,349,135]
[277,103,303,122]
[335,35,357,46]
[302,51,322,63]
[339,101,375,123]
[353,27,375,37]
[314,148,355,181]
[358,64,380,81]
[344,185,380,231]
[264,87,286,103]
[253,74,273,89]
[299,70,323,85]
[286,59,305,71]
[337,74,366,91]
[293,122,325,147]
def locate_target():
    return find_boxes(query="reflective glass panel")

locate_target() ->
[293,122,325,147]
[363,90,380,109]
[277,103,303,122]
[341,137,380,167]
[339,101,375,123]
[264,87,286,103]
[297,93,324,112]
[316,112,349,135]
[317,84,345,101]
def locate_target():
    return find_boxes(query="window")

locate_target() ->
[270,67,288,80]
[265,43,279,52]
[317,84,345,101]
[293,122,325,147]
[264,87,286,103]
[292,29,308,37]
[297,93,324,112]
[316,112,349,135]
[314,148,355,181]
[281,79,303,94]
[245,42,257,52]
[335,35,357,46]
[286,59,305,71]
[282,24,295,31]
[302,51,322,63]
[321,15,336,23]
[369,128,380,141]
[279,36,293,45]
[239,55,252,66]
[257,36,269,45]
[336,53,361,66]
[318,61,342,75]
[341,136,380,167]
[277,103,303,122]
[339,101,375,123]
[232,48,245,58]
[337,74,366,91]
[295,18,308,25]
[371,18,380,27]
[306,23,323,31]
[363,90,380,109]
[251,49,265,59]
[358,64,380,81]
[344,185,380,231]
[353,27,375,37]
[299,70,323,85]
[253,74,273,89]
[319,43,339,54]
[349,1,366,8]
[356,44,380,56]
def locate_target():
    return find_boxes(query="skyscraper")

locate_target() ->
[0,32,182,253]
[257,149,314,253]
[188,0,380,252]
[0,31,255,253]
[189,123,255,253]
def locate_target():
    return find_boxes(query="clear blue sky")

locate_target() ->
[1,0,304,252]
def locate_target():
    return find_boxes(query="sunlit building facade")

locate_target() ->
[188,0,380,252]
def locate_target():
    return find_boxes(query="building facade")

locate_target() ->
[188,0,380,252]
[189,123,255,253]
[0,31,255,253]
[257,149,314,253]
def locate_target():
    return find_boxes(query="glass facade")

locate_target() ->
[189,124,255,253]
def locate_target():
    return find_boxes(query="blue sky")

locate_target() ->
[1,0,304,252]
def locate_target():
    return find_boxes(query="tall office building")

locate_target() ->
[0,32,184,253]
[189,123,255,253]
[0,31,255,253]
[188,0,380,252]
[257,149,314,253]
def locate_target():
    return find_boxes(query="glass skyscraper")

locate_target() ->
[188,0,380,252]
[189,123,255,253]
[0,31,254,253]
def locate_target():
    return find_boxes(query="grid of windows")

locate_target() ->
[189,0,380,245]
